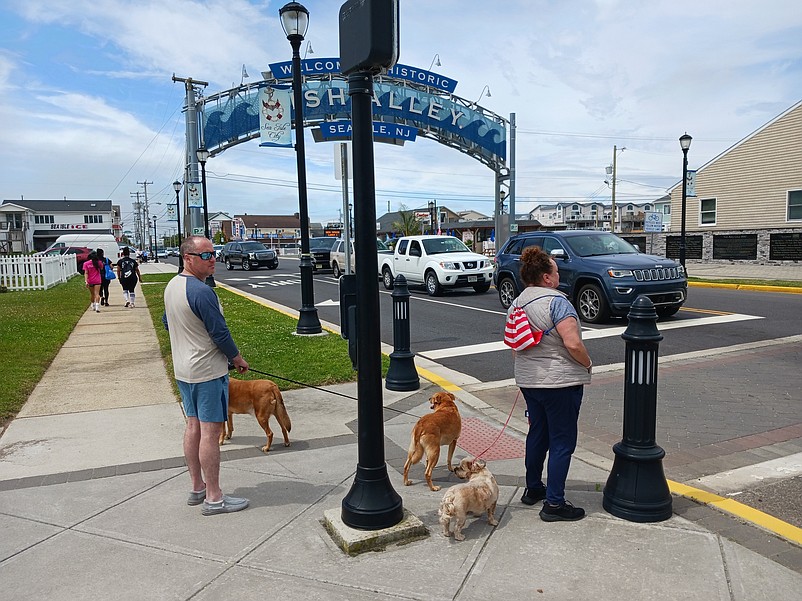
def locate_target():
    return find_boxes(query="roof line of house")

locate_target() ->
[668,97,802,193]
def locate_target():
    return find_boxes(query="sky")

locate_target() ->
[1,0,801,235]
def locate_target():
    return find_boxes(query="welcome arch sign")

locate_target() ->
[193,58,514,240]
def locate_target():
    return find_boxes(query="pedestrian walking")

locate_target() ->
[83,251,103,312]
[162,236,250,516]
[116,247,141,308]
[97,248,114,306]
[511,246,593,522]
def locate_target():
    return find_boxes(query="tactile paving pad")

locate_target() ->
[457,417,526,461]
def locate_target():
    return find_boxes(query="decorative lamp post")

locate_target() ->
[195,146,215,287]
[678,133,692,269]
[280,1,321,335]
[172,180,184,272]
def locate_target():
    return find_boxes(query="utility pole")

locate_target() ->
[137,181,153,250]
[130,192,144,248]
[611,146,617,233]
[606,146,625,233]
[172,74,208,238]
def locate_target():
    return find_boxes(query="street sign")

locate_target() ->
[686,170,697,197]
[644,211,663,233]
[510,223,519,232]
[192,227,204,235]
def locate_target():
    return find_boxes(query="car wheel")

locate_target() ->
[425,271,443,296]
[332,262,342,278]
[242,258,252,271]
[473,282,491,293]
[225,258,234,270]
[497,277,518,309]
[577,283,610,324]
[657,306,681,318]
[382,267,395,290]
[268,262,278,270]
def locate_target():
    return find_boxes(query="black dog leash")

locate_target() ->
[236,366,420,418]
[239,367,358,400]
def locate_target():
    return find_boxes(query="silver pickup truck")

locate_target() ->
[330,238,393,278]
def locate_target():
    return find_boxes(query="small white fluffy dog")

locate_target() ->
[438,457,499,541]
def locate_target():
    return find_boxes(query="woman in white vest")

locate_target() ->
[511,246,593,522]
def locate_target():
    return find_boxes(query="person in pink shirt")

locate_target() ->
[83,251,103,312]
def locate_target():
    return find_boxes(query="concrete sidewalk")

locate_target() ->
[1,261,801,600]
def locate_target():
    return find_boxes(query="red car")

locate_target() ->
[41,246,93,273]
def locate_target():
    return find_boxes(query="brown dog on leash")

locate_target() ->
[438,457,499,541]
[402,391,462,491]
[222,378,292,453]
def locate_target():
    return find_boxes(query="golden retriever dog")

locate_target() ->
[438,457,499,541]
[402,391,462,491]
[222,378,292,453]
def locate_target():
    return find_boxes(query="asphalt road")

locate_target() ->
[196,256,802,385]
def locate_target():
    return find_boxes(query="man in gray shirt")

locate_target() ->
[163,236,249,515]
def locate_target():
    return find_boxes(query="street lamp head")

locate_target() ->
[279,2,309,41]
[196,147,210,164]
[679,133,692,151]
[172,180,182,193]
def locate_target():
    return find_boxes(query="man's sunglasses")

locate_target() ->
[187,251,215,260]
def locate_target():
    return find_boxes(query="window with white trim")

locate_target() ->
[700,198,716,225]
[788,190,802,221]
[84,215,104,224]
[34,215,55,224]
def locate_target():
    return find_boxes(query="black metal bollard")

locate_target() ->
[603,295,672,522]
[385,274,420,391]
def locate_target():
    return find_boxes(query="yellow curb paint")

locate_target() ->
[416,366,462,393]
[679,306,733,316]
[669,480,802,545]
[689,281,802,294]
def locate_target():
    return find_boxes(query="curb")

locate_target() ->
[689,281,802,294]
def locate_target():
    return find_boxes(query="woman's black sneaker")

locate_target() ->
[539,500,585,522]
[520,487,547,505]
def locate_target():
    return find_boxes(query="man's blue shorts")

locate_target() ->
[178,375,229,423]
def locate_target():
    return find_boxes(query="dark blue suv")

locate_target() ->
[493,231,687,323]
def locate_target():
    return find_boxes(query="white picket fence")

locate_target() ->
[0,254,79,291]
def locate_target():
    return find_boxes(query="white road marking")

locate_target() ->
[419,312,765,360]
[694,452,802,494]
[318,299,340,306]
[462,334,802,391]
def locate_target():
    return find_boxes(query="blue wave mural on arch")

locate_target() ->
[201,81,506,164]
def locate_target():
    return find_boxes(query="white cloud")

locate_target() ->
[1,0,801,223]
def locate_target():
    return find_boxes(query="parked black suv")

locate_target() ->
[493,231,687,323]
[221,241,279,271]
[309,237,338,271]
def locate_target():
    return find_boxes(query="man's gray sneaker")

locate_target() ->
[187,488,206,506]
[201,495,249,516]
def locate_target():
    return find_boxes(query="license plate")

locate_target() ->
[468,276,478,282]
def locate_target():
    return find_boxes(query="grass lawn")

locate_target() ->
[142,273,385,389]
[0,276,88,427]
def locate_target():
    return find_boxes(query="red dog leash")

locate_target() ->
[475,389,521,459]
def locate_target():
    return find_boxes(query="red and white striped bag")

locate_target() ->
[503,296,558,351]
[504,305,542,350]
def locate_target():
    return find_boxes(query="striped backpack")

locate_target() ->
[503,296,557,351]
